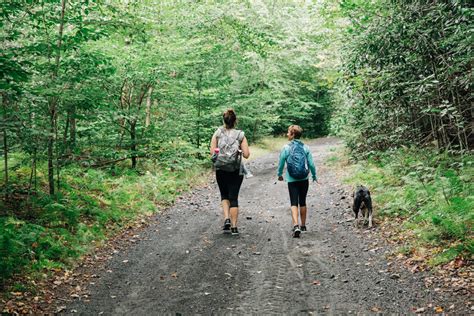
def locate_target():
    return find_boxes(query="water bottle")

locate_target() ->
[211,148,219,163]
[238,149,245,175]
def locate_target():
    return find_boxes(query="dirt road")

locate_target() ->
[64,137,464,314]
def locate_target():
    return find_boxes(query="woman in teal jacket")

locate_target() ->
[277,125,317,238]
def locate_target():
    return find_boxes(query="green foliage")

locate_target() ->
[344,147,473,263]
[0,161,207,282]
[331,1,473,155]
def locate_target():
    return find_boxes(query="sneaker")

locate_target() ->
[292,225,301,238]
[245,172,254,179]
[231,227,239,236]
[300,225,307,232]
[223,219,231,234]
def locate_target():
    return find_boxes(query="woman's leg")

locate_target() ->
[297,180,309,226]
[300,206,307,226]
[227,171,244,228]
[222,200,230,219]
[288,182,300,226]
[291,206,299,226]
[230,206,239,227]
[216,171,231,221]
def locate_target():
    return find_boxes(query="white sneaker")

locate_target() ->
[245,173,254,179]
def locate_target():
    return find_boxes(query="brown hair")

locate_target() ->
[288,125,303,139]
[223,109,237,129]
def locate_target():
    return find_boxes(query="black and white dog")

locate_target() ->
[353,185,373,228]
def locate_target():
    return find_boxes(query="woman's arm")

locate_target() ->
[277,146,288,180]
[240,136,250,159]
[210,135,217,156]
[306,147,317,181]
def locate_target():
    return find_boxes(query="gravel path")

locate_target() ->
[64,137,466,314]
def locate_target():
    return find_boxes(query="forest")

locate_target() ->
[1,0,472,293]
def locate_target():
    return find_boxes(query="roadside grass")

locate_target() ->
[327,146,473,266]
[0,137,286,288]
[249,136,288,160]
[0,158,208,285]
[0,137,285,287]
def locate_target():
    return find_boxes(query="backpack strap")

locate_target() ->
[217,128,243,145]
[236,130,244,144]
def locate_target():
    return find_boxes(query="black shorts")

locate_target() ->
[288,180,309,207]
[216,170,244,208]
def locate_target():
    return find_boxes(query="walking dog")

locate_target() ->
[353,185,373,228]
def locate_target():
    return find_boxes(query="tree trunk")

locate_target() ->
[2,93,8,198]
[130,121,137,169]
[69,105,76,152]
[48,0,67,195]
[48,109,55,195]
[55,114,61,193]
[145,86,153,128]
[63,108,70,150]
[63,105,76,154]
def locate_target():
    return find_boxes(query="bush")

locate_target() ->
[343,147,473,264]
[0,155,208,283]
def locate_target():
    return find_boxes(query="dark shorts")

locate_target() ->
[216,170,244,208]
[288,180,309,207]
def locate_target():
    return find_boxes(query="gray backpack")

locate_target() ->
[214,127,243,172]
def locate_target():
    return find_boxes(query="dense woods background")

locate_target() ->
[1,1,472,284]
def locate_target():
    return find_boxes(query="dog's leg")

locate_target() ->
[353,197,361,228]
[353,211,359,227]
[364,208,369,226]
[360,202,368,226]
[366,200,373,228]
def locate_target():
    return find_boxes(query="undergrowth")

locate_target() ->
[0,159,208,285]
[330,147,473,266]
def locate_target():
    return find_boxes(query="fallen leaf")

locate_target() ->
[171,272,178,278]
[371,306,381,312]
[434,306,443,313]
[414,307,425,313]
[56,306,67,313]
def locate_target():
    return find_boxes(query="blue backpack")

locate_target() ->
[287,141,309,179]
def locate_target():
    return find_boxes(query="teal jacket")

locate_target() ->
[277,140,317,183]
